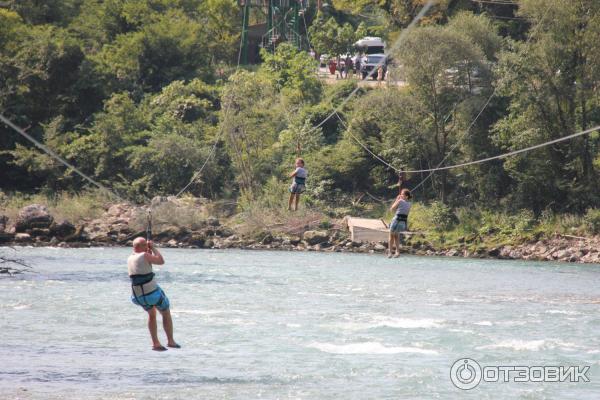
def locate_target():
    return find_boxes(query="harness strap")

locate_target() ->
[395,214,408,222]
[130,272,155,286]
[155,290,166,308]
[130,272,155,304]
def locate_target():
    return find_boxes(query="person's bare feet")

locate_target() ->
[152,345,167,351]
[393,252,400,258]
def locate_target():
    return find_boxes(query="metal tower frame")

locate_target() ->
[238,0,308,64]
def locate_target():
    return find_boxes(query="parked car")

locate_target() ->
[360,54,388,80]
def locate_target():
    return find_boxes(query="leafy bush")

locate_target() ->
[429,201,458,232]
[513,209,535,234]
[405,202,457,234]
[318,218,332,229]
[584,209,600,235]
[455,207,481,236]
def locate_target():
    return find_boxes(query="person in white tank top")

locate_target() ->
[128,237,179,351]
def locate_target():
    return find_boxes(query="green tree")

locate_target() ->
[220,70,286,194]
[64,92,149,188]
[3,0,81,25]
[199,0,241,65]
[398,21,494,202]
[309,15,360,60]
[260,43,322,104]
[493,0,600,212]
[93,10,210,93]
[128,79,229,197]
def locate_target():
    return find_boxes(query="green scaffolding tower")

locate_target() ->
[238,0,308,64]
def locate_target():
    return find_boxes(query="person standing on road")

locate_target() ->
[344,55,352,79]
[347,57,354,79]
[328,59,336,75]
[377,65,384,85]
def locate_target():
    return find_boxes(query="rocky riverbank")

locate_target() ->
[1,202,600,264]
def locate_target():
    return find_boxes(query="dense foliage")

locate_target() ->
[1,0,599,216]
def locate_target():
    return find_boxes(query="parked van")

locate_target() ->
[354,37,386,55]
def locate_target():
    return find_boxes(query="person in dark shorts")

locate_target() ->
[288,158,307,211]
[388,189,412,258]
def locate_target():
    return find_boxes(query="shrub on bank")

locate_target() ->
[584,209,600,235]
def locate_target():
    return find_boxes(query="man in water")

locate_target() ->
[127,237,179,351]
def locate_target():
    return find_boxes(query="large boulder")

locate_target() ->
[154,226,190,242]
[207,217,220,227]
[50,221,76,239]
[0,232,14,243]
[261,233,274,245]
[106,203,131,218]
[15,233,31,242]
[151,196,169,207]
[189,233,206,247]
[303,230,329,245]
[15,204,54,232]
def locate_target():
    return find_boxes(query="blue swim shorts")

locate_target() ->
[389,217,407,233]
[131,286,170,311]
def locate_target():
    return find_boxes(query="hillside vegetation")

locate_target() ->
[1,1,600,234]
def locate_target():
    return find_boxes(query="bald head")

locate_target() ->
[133,237,147,251]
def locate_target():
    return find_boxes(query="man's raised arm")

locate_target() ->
[144,241,165,265]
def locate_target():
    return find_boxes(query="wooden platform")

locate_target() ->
[344,216,417,243]
[345,217,389,243]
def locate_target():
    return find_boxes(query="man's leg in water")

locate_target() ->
[146,307,164,350]
[159,308,179,348]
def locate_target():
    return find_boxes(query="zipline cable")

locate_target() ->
[0,114,126,202]
[2,5,250,203]
[408,125,600,172]
[1,0,249,243]
[336,107,600,175]
[333,3,553,191]
[411,4,553,191]
[174,4,249,198]
[335,113,399,171]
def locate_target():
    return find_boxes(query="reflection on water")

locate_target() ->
[1,247,599,399]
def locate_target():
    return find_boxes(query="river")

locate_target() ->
[1,247,599,399]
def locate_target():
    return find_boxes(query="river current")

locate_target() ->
[1,247,599,399]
